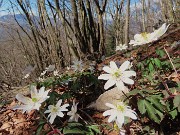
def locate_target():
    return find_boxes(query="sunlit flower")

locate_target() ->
[40,70,47,76]
[129,23,169,46]
[23,73,30,79]
[151,23,170,40]
[44,99,69,124]
[13,86,50,113]
[98,61,136,90]
[116,44,128,51]
[71,60,84,72]
[37,77,44,82]
[129,32,153,46]
[67,100,80,122]
[53,70,60,77]
[103,102,137,129]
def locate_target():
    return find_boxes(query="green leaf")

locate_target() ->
[137,99,162,124]
[67,122,84,127]
[35,121,46,135]
[146,96,164,112]
[173,95,180,112]
[156,49,165,58]
[60,92,72,100]
[144,100,160,123]
[169,109,178,119]
[126,89,141,96]
[137,99,146,114]
[154,58,161,68]
[87,125,101,134]
[148,62,154,73]
[63,127,85,134]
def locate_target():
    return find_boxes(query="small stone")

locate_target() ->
[87,87,129,111]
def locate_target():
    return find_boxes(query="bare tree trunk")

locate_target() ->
[166,0,175,23]
[124,0,130,46]
[93,0,107,55]
[160,0,168,23]
[141,0,146,32]
[174,0,180,23]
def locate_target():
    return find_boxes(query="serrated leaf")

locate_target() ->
[169,109,178,119]
[156,49,165,57]
[137,99,146,114]
[154,58,161,68]
[63,127,85,134]
[173,95,180,112]
[35,121,46,135]
[138,99,161,124]
[146,96,164,112]
[67,122,84,127]
[87,125,100,133]
[144,100,161,124]
[126,89,141,96]
[148,62,154,73]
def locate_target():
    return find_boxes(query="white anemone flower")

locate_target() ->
[67,100,80,122]
[40,70,47,76]
[13,86,50,113]
[129,32,153,46]
[53,70,60,77]
[103,102,137,129]
[151,23,170,40]
[98,61,136,90]
[71,60,84,72]
[44,99,69,124]
[129,23,169,46]
[116,44,128,51]
[23,73,30,79]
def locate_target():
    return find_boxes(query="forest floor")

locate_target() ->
[0,24,180,135]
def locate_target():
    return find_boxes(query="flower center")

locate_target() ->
[51,106,58,112]
[32,98,38,102]
[116,102,126,112]
[113,70,122,78]
[141,32,148,40]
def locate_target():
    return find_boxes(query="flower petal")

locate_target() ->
[104,79,116,90]
[110,61,118,70]
[103,110,112,116]
[49,114,56,124]
[125,109,137,120]
[30,85,37,97]
[116,81,125,90]
[123,71,136,77]
[116,118,124,129]
[98,74,111,80]
[108,111,117,122]
[57,111,64,117]
[56,99,62,107]
[122,78,134,85]
[16,94,31,104]
[105,103,116,109]
[120,61,130,72]
[102,66,112,74]
[44,110,51,114]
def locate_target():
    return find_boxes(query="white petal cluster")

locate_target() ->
[44,99,69,124]
[40,65,56,76]
[13,86,50,113]
[98,61,136,90]
[129,23,169,46]
[116,44,128,51]
[103,102,137,129]
[67,100,80,122]
[71,59,84,72]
